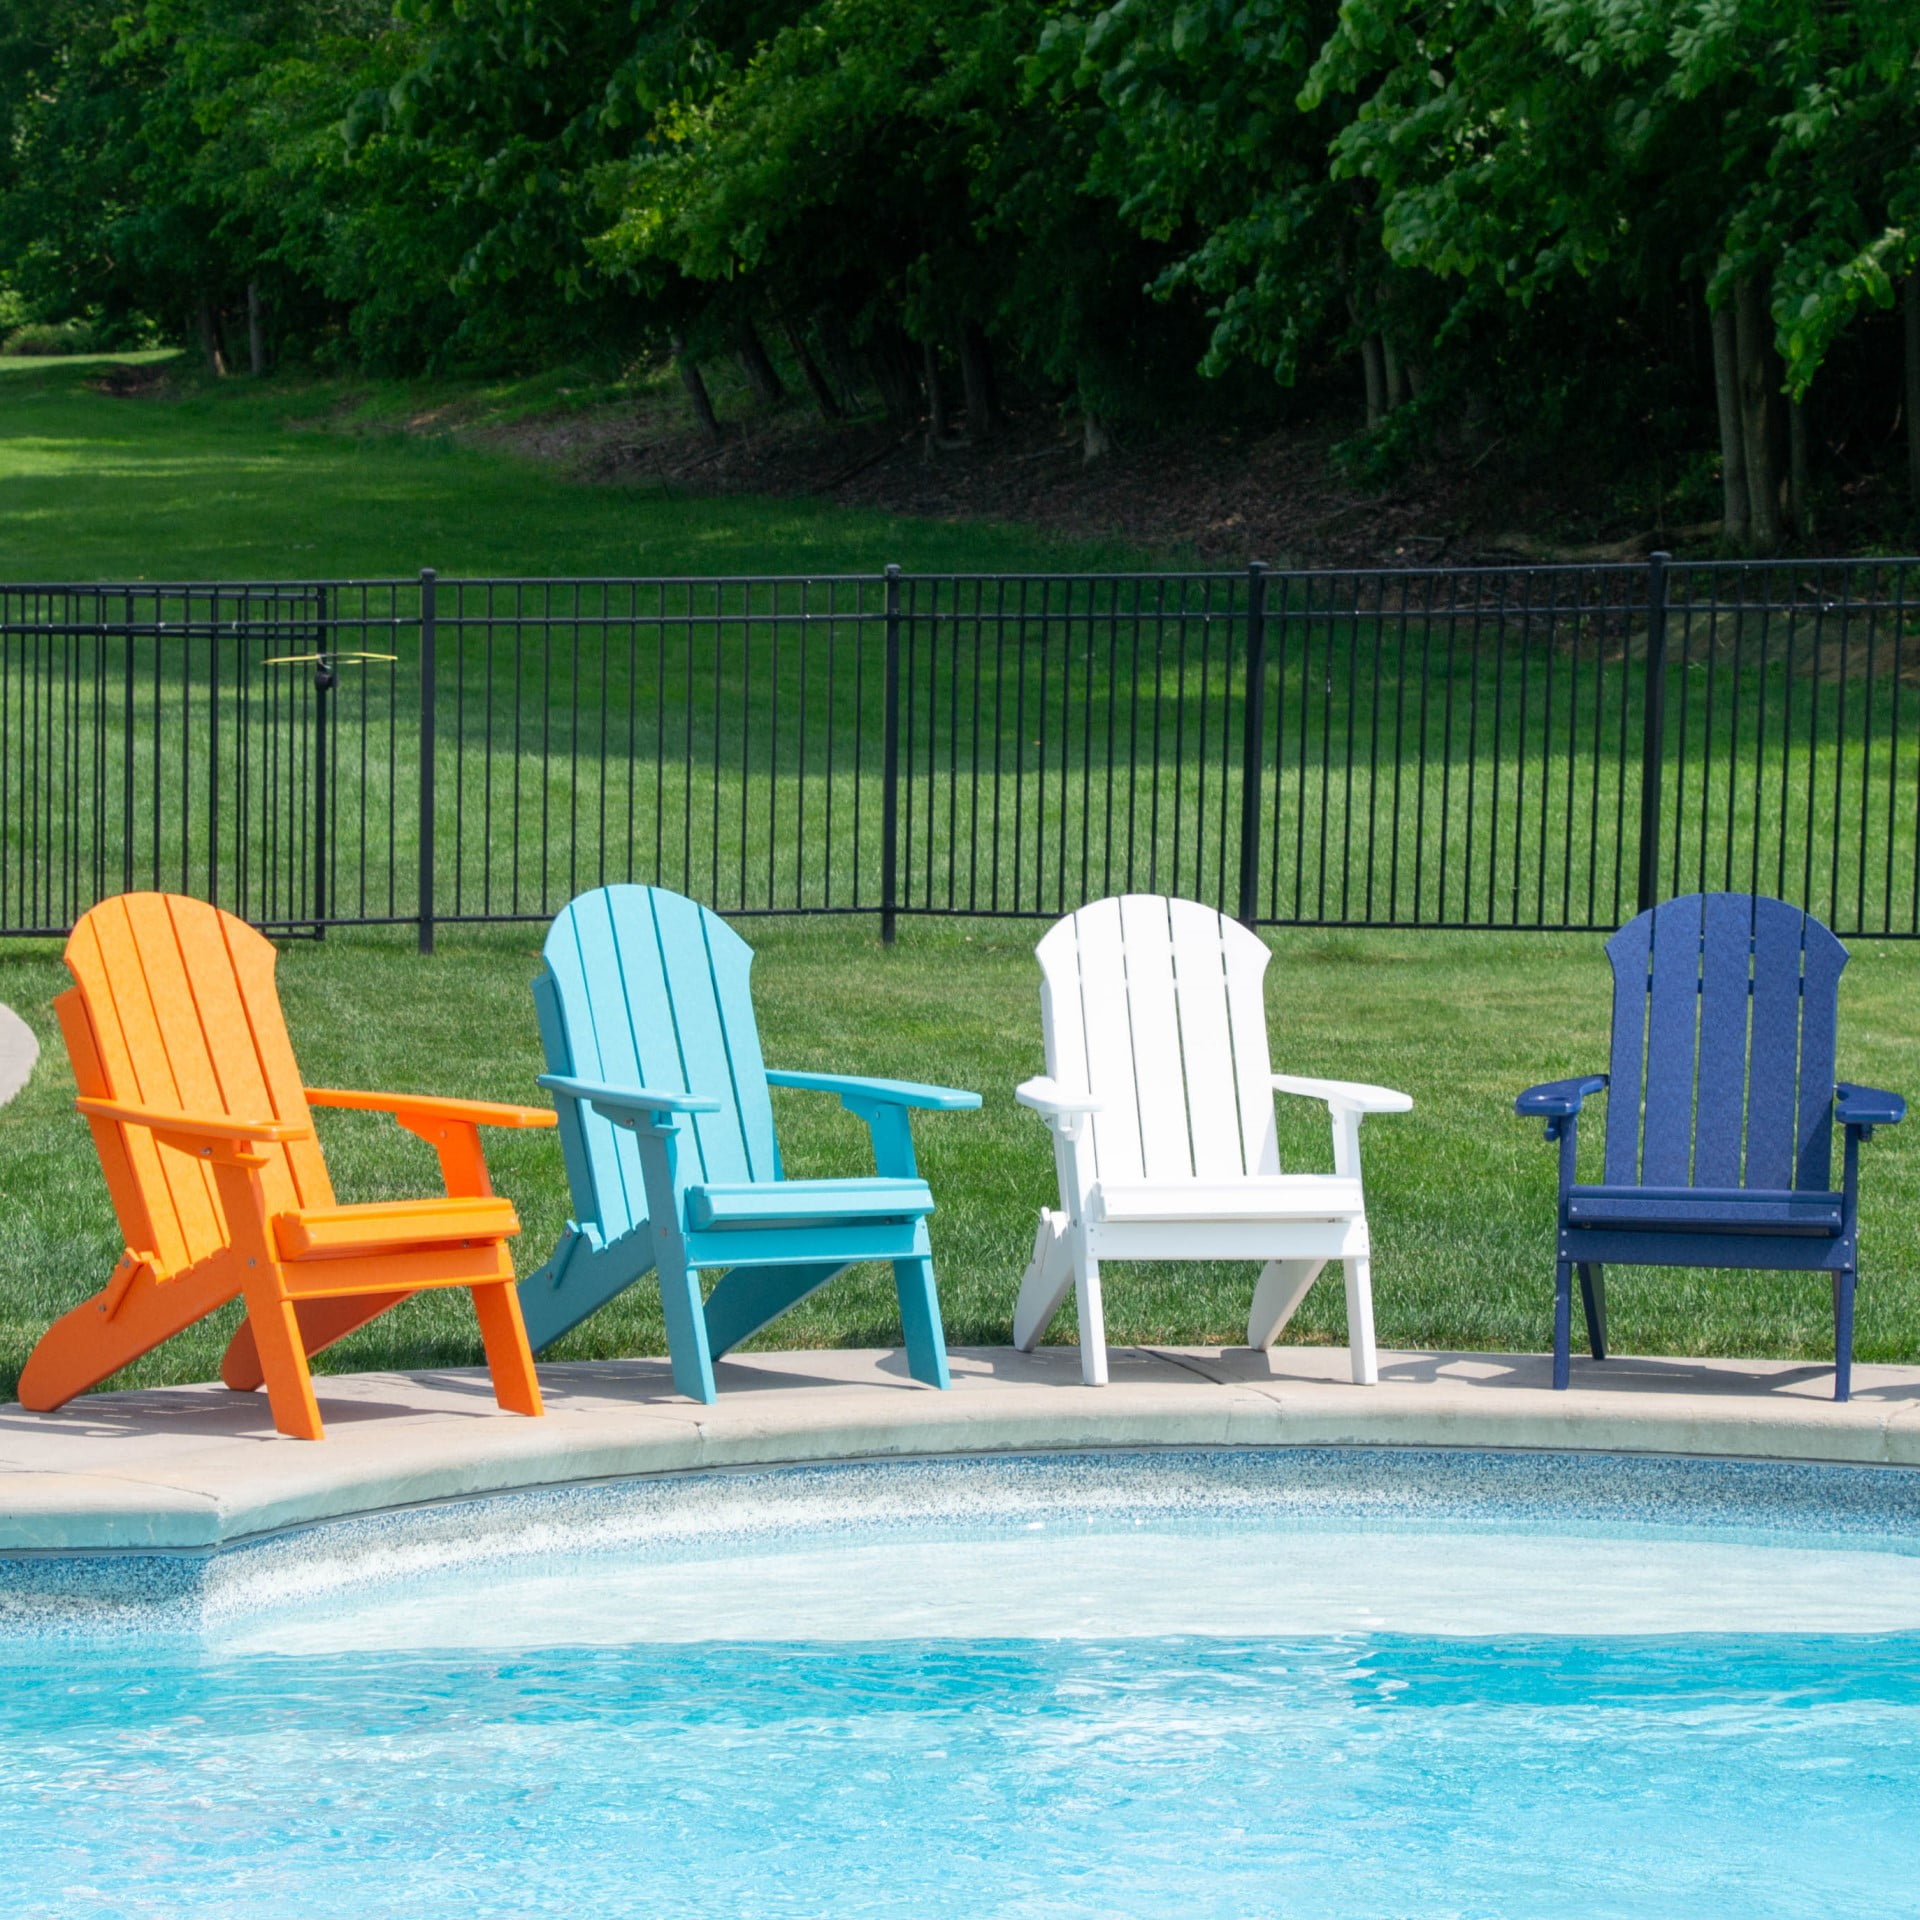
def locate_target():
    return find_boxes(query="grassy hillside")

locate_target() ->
[0,355,1151,581]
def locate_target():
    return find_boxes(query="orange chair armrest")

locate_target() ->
[75,1096,310,1145]
[275,1196,522,1261]
[304,1088,558,1129]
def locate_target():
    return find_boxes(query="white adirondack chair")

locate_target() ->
[1013,894,1411,1387]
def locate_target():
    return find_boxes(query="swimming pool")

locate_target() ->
[4,1448,1919,1918]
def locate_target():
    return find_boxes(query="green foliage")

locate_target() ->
[0,319,99,355]
[2,0,1920,505]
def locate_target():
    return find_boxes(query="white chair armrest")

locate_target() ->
[1272,1073,1412,1116]
[1016,1076,1103,1118]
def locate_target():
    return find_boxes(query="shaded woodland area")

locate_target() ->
[5,0,1920,552]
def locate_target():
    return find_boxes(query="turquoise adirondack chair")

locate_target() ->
[518,885,981,1401]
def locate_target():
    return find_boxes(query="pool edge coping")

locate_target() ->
[7,1343,1920,1557]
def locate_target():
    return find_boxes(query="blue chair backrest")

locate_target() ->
[534,886,781,1241]
[1603,893,1846,1193]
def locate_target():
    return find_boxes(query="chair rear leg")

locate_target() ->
[1076,1255,1109,1387]
[472,1282,544,1417]
[221,1293,410,1392]
[1833,1268,1856,1404]
[893,1255,950,1390]
[245,1289,326,1440]
[1246,1259,1324,1352]
[18,1281,171,1412]
[1013,1210,1074,1352]
[1341,1255,1379,1386]
[1577,1263,1608,1361]
[1552,1257,1573,1390]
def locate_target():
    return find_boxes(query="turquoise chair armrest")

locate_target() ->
[537,1074,722,1126]
[765,1069,981,1112]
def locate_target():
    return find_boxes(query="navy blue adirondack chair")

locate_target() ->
[1515,893,1905,1401]
[517,885,980,1403]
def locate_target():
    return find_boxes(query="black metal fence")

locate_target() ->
[2,556,1917,944]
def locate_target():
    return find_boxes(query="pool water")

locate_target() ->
[5,1450,1920,1919]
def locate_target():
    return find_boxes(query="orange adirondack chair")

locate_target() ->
[18,892,555,1439]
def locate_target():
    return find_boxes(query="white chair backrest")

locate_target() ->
[1036,894,1280,1184]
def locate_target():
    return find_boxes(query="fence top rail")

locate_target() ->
[3,555,1920,595]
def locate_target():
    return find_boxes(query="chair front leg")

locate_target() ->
[1546,1109,1581,1391]
[472,1277,544,1416]
[205,1149,325,1440]
[894,1222,950,1390]
[626,1114,718,1405]
[1342,1254,1379,1385]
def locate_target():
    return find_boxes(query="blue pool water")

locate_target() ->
[5,1450,1920,1918]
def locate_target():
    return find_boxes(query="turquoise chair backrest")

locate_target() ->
[534,886,782,1242]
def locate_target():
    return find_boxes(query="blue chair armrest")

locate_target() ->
[765,1069,981,1112]
[537,1074,723,1123]
[1514,1074,1608,1119]
[1836,1083,1906,1131]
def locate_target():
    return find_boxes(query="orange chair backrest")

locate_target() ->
[60,893,335,1278]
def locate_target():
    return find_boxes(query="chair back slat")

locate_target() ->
[1222,924,1282,1175]
[1603,892,1845,1196]
[1691,894,1755,1185]
[538,887,777,1216]
[1795,929,1846,1190]
[1745,902,1809,1189]
[1602,913,1652,1185]
[1118,896,1195,1179]
[64,894,331,1277]
[1042,898,1144,1182]
[651,889,776,1187]
[1640,898,1703,1185]
[1167,900,1250,1179]
[1037,895,1278,1186]
[544,889,653,1234]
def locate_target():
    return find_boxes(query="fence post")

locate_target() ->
[1236,561,1270,927]
[1634,550,1672,915]
[312,653,334,937]
[417,568,437,955]
[880,564,902,945]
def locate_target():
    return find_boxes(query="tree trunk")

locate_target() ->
[1359,334,1388,428]
[784,318,844,421]
[196,296,227,377]
[866,324,920,424]
[671,331,722,443]
[1906,274,1920,511]
[1382,334,1405,412]
[921,337,948,443]
[1082,411,1111,463]
[818,309,866,413]
[959,322,1000,443]
[246,282,266,376]
[1788,395,1811,542]
[1734,276,1780,554]
[734,317,786,408]
[1709,289,1747,546]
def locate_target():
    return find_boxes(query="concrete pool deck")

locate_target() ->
[7,1343,1920,1554]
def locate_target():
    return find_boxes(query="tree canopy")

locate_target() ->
[4,0,1919,545]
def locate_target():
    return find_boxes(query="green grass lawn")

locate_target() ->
[0,355,1146,581]
[3,356,1919,1397]
[3,916,1918,1399]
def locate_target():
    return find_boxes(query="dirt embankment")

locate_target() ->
[87,356,1697,567]
[480,396,1689,570]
